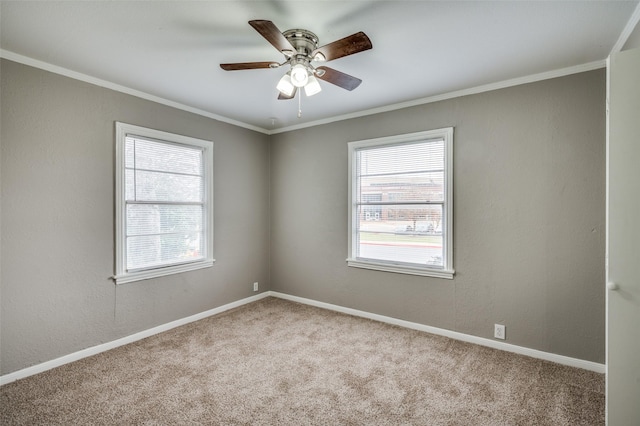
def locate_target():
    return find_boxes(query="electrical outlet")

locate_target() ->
[494,324,506,340]
[253,282,259,292]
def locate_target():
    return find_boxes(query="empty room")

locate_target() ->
[1,1,639,424]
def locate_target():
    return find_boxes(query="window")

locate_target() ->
[114,122,214,284]
[347,128,454,279]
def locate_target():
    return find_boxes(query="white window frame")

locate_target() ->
[114,122,214,284]
[347,128,454,279]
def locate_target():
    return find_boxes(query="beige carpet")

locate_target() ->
[1,297,604,425]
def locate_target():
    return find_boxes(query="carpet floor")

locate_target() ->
[1,297,604,425]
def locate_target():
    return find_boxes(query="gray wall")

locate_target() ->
[270,70,606,363]
[1,59,607,375]
[623,19,640,50]
[0,59,271,374]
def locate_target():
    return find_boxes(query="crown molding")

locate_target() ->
[610,1,640,54]
[270,60,606,134]
[0,49,271,135]
[2,49,604,136]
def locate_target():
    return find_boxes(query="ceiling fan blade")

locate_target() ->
[311,31,372,62]
[220,61,279,71]
[278,87,297,100]
[315,66,362,91]
[249,20,297,57]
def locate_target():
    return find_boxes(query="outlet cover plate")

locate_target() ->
[494,324,506,340]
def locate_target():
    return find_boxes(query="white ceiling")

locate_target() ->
[1,1,638,133]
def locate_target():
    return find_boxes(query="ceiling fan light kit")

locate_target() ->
[220,19,372,109]
[304,75,322,97]
[276,73,295,97]
[290,63,309,88]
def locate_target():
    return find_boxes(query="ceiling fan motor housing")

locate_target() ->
[283,29,319,56]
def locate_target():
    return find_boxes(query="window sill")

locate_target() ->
[346,258,454,279]
[113,259,215,285]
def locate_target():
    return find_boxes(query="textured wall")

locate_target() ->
[623,19,640,50]
[0,59,271,374]
[0,59,607,374]
[270,70,606,363]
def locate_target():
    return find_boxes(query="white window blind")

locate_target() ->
[115,123,214,284]
[125,136,205,270]
[348,129,454,279]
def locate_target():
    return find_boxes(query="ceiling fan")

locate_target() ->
[220,20,372,100]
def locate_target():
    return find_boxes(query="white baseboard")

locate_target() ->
[269,291,606,374]
[1,290,604,385]
[0,292,270,385]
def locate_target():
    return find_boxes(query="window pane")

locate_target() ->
[126,137,202,176]
[357,204,444,268]
[133,170,202,202]
[356,140,444,203]
[358,171,444,203]
[127,232,204,270]
[126,204,203,236]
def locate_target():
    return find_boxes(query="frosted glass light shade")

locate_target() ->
[304,75,322,96]
[290,64,309,88]
[276,74,295,97]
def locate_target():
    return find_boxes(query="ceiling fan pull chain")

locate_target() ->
[298,93,302,118]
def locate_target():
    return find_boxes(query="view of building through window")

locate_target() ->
[355,139,446,269]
